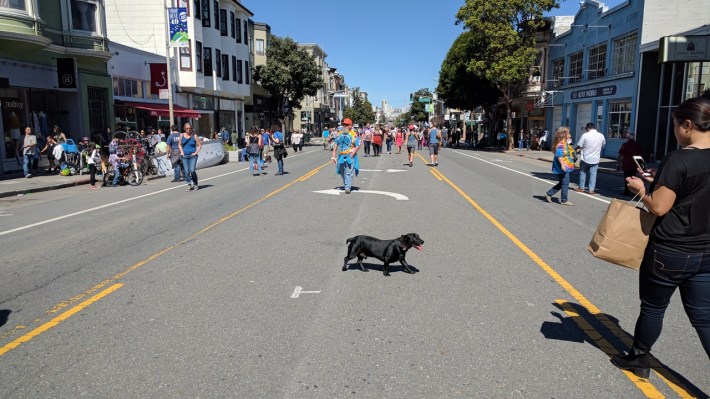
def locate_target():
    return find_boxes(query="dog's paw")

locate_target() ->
[383,272,391,277]
[342,266,348,271]
[403,269,414,274]
[361,268,369,272]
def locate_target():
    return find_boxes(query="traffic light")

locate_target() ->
[409,93,413,103]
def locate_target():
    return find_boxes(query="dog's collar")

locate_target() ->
[396,239,408,249]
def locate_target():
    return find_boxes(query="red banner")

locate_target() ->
[149,63,168,95]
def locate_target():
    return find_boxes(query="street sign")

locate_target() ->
[418,97,431,103]
[159,89,169,99]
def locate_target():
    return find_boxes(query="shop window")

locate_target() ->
[70,0,98,33]
[587,43,607,80]
[113,77,144,98]
[607,100,632,139]
[0,0,25,10]
[568,52,583,83]
[612,32,637,75]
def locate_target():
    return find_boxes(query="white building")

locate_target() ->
[105,0,253,136]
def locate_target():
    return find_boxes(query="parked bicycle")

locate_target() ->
[103,153,143,186]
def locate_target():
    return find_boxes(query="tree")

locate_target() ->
[342,88,375,126]
[456,0,557,149]
[409,88,432,123]
[252,35,322,132]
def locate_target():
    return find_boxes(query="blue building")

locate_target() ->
[544,0,710,159]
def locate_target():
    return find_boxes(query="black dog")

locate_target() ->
[342,233,424,276]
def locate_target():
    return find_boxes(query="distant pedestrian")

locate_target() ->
[574,122,606,194]
[331,118,361,194]
[544,127,576,206]
[395,128,403,154]
[428,125,442,166]
[539,129,549,150]
[247,128,263,176]
[41,135,58,173]
[385,127,393,154]
[617,130,644,195]
[166,125,183,182]
[405,124,419,167]
[291,130,303,153]
[22,127,36,178]
[372,126,383,157]
[87,143,101,189]
[178,123,202,191]
[362,124,372,156]
[271,124,287,175]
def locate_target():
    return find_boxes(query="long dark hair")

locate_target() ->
[673,97,710,132]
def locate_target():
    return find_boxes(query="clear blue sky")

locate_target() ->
[243,0,624,109]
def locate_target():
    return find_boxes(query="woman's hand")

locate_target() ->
[625,176,646,196]
[637,167,655,183]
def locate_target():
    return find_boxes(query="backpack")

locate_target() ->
[108,140,118,154]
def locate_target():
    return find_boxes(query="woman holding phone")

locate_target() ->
[613,96,710,377]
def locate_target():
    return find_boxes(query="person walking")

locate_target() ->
[166,125,183,182]
[395,128,403,154]
[372,126,383,157]
[612,96,710,377]
[428,125,442,166]
[247,129,262,176]
[331,118,361,194]
[21,127,37,178]
[178,123,202,191]
[385,127,393,154]
[291,130,303,153]
[362,124,372,157]
[40,135,58,173]
[617,130,644,195]
[87,143,101,189]
[261,128,271,163]
[544,126,576,206]
[405,124,419,167]
[270,124,287,175]
[574,122,606,194]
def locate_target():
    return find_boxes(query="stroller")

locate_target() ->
[61,139,81,175]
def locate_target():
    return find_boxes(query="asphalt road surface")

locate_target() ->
[0,146,708,398]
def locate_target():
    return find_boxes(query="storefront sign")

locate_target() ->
[2,99,23,110]
[571,85,617,100]
[149,63,168,95]
[56,58,77,89]
[659,35,710,63]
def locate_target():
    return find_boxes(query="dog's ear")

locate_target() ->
[400,234,411,245]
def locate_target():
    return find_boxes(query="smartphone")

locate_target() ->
[633,156,652,177]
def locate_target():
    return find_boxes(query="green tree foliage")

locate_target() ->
[409,88,432,123]
[252,35,322,131]
[342,88,375,126]
[456,0,557,149]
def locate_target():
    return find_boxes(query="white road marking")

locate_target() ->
[313,189,409,200]
[452,150,610,204]
[290,286,321,299]
[359,169,407,173]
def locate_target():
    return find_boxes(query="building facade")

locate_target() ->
[0,0,113,174]
[105,0,253,138]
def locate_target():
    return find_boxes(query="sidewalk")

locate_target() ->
[499,148,624,176]
[0,171,92,198]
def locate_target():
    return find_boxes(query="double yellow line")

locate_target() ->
[0,163,330,358]
[417,153,696,398]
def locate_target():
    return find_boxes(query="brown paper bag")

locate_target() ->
[587,198,656,269]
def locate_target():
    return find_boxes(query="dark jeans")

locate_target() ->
[363,141,371,155]
[546,171,570,203]
[89,164,97,186]
[632,242,710,358]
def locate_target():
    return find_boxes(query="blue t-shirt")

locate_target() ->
[167,132,181,151]
[181,134,197,156]
[272,131,283,143]
[429,128,439,145]
[322,130,329,139]
[262,133,270,146]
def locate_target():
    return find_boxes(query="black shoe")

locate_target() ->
[171,179,180,182]
[611,349,650,378]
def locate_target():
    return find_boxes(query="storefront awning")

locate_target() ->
[122,102,201,118]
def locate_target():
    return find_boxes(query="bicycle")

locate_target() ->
[103,154,144,186]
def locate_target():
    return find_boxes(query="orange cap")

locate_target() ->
[342,118,353,125]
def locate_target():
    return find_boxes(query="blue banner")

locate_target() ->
[168,7,189,48]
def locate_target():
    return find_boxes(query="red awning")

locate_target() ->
[122,102,202,119]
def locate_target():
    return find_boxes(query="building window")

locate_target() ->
[222,54,229,80]
[235,18,241,43]
[219,9,227,36]
[193,0,199,19]
[255,39,264,56]
[0,0,25,10]
[215,49,221,78]
[200,0,209,27]
[195,41,203,73]
[232,56,237,82]
[70,0,97,33]
[245,61,250,84]
[112,77,144,98]
[552,58,564,88]
[587,43,607,80]
[243,20,248,44]
[612,32,637,75]
[230,11,235,38]
[568,51,583,83]
[213,0,218,31]
[180,43,192,71]
[203,46,212,76]
[608,100,632,139]
[236,60,243,84]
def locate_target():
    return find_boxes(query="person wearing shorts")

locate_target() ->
[405,125,419,167]
[428,125,442,166]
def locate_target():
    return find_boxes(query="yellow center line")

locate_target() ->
[1,163,332,356]
[415,153,694,398]
[0,284,123,357]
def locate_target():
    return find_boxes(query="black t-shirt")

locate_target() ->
[650,147,710,252]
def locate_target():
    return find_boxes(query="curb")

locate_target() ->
[0,178,91,198]
[500,150,623,176]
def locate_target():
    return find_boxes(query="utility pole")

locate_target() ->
[163,0,174,126]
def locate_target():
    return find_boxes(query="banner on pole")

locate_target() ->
[149,63,168,94]
[168,7,189,48]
